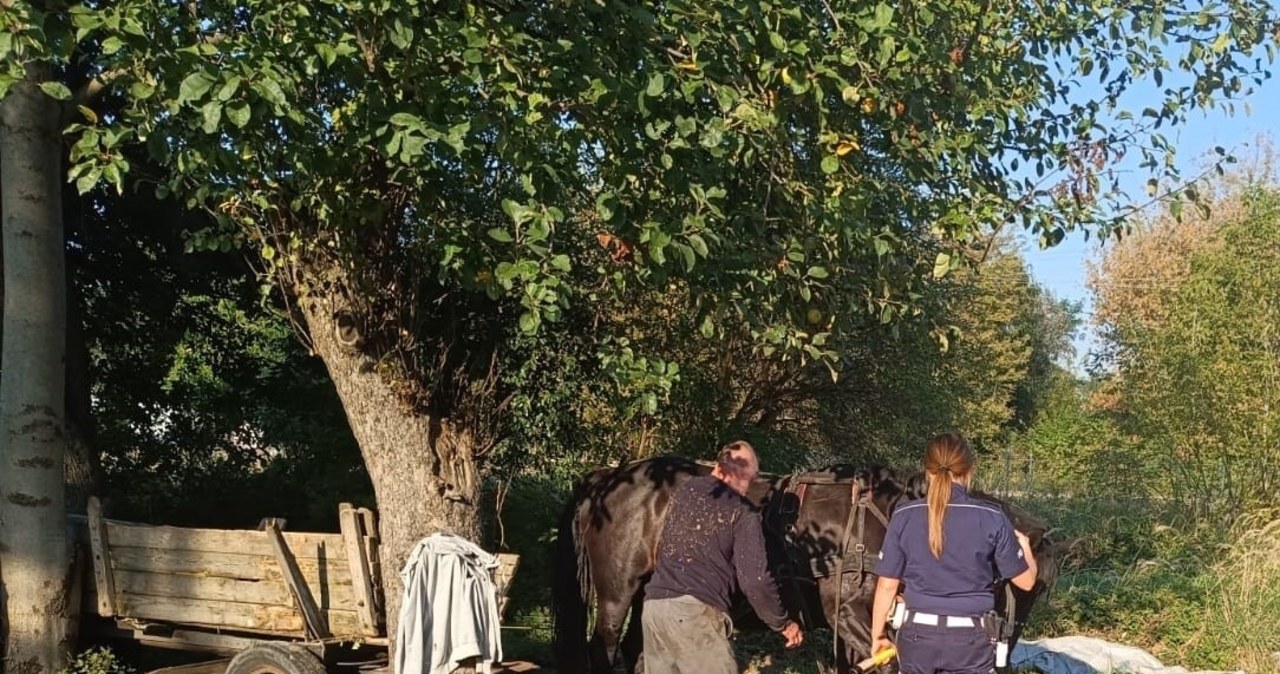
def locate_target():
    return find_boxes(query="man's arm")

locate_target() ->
[732,511,790,630]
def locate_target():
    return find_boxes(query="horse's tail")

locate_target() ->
[552,479,594,674]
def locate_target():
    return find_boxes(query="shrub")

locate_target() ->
[59,648,136,674]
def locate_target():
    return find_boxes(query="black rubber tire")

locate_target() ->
[225,642,328,674]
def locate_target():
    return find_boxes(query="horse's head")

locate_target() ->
[975,491,1081,663]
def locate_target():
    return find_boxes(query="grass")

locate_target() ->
[1011,492,1280,674]
[1205,510,1280,674]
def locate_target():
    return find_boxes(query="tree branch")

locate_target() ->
[72,69,125,108]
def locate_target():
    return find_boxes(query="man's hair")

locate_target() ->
[716,440,757,481]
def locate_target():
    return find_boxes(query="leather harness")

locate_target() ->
[772,471,892,664]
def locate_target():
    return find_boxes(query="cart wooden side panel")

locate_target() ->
[85,497,382,640]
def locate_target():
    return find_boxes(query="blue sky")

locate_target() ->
[1016,58,1280,375]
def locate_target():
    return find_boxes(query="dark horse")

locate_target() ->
[552,456,1072,674]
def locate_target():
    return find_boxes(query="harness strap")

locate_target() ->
[1003,581,1018,638]
[776,476,819,631]
[832,481,862,667]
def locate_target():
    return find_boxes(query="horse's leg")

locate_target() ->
[621,587,647,674]
[817,574,875,674]
[588,590,637,674]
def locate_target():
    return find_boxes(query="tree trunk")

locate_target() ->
[63,252,101,515]
[0,62,72,674]
[299,293,482,651]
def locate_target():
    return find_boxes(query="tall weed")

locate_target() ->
[1204,510,1280,673]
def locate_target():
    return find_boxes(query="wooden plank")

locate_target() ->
[105,520,346,562]
[116,594,364,636]
[145,659,231,673]
[114,568,357,612]
[339,503,379,636]
[266,521,330,639]
[494,553,520,619]
[357,508,385,628]
[110,547,354,587]
[87,497,118,617]
[115,570,294,607]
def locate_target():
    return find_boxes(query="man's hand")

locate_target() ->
[871,634,894,656]
[780,621,804,649]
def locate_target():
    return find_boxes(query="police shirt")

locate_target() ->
[873,483,1028,617]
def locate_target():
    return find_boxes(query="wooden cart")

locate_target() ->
[73,497,519,674]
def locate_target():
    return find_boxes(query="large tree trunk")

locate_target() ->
[0,61,73,674]
[299,293,482,650]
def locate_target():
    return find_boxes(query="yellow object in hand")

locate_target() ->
[855,646,897,673]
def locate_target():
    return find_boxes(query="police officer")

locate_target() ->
[868,432,1038,674]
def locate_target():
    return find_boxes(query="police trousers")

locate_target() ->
[641,595,738,674]
[897,620,995,674]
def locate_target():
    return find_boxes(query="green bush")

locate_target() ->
[59,648,136,674]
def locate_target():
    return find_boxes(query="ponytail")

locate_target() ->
[926,468,951,558]
[922,432,975,559]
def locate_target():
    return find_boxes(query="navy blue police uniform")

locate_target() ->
[873,483,1028,674]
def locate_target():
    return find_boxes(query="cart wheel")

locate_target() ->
[225,642,327,674]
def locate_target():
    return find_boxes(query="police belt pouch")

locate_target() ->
[981,611,1012,667]
[889,597,906,630]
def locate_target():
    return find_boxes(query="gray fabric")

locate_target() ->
[394,533,503,674]
[1009,637,1243,674]
[642,595,739,674]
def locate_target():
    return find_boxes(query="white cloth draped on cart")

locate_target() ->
[394,533,503,674]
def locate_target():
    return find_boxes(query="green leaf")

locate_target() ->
[316,44,338,66]
[76,105,99,124]
[201,101,222,134]
[677,243,695,272]
[806,266,829,279]
[646,73,665,97]
[102,36,125,55]
[129,81,156,100]
[178,71,215,104]
[226,102,251,128]
[74,167,101,195]
[38,81,72,100]
[550,254,571,272]
[390,19,413,49]
[216,76,242,101]
[769,32,787,52]
[518,311,540,334]
[252,78,288,108]
[463,48,484,64]
[675,116,696,137]
[122,17,146,36]
[487,228,514,243]
[390,112,423,128]
[874,238,891,257]
[932,252,952,279]
[688,234,709,257]
[820,155,839,174]
[699,314,715,338]
[595,193,614,221]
